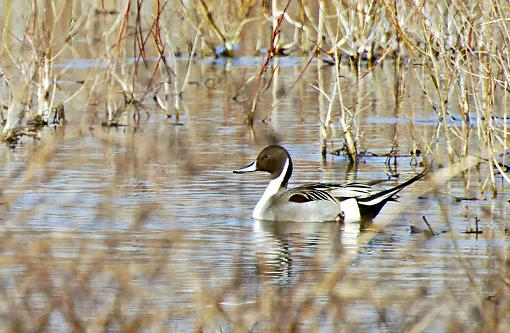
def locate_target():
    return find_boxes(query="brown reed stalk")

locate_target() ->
[0,2,508,331]
[248,0,291,124]
[262,45,318,122]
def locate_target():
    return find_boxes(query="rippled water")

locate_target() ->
[0,57,508,331]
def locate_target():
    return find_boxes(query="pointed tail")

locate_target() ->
[357,168,429,219]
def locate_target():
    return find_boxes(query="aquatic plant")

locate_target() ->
[0,1,508,331]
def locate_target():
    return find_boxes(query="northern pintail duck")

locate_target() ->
[234,145,428,222]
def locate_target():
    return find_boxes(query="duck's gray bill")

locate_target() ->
[233,161,257,174]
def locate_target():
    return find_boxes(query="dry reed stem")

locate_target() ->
[248,0,291,123]
[0,1,508,331]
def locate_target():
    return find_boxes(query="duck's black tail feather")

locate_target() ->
[357,169,429,220]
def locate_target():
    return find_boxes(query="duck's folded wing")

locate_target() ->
[295,183,376,200]
[285,182,376,203]
[285,185,339,203]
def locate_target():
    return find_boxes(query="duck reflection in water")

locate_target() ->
[252,219,373,285]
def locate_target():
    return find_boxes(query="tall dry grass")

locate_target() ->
[1,0,508,175]
[0,0,508,331]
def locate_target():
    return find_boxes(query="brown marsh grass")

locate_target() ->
[0,0,508,331]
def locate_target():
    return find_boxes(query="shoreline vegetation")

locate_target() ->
[0,0,508,189]
[0,1,508,331]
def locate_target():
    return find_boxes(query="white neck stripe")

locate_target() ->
[273,158,289,188]
[253,158,289,219]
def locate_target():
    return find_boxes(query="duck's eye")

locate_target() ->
[264,154,270,160]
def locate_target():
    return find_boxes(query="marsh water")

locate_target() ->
[0,55,508,331]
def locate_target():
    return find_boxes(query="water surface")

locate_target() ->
[0,57,508,331]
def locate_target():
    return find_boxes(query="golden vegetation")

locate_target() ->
[0,0,508,331]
